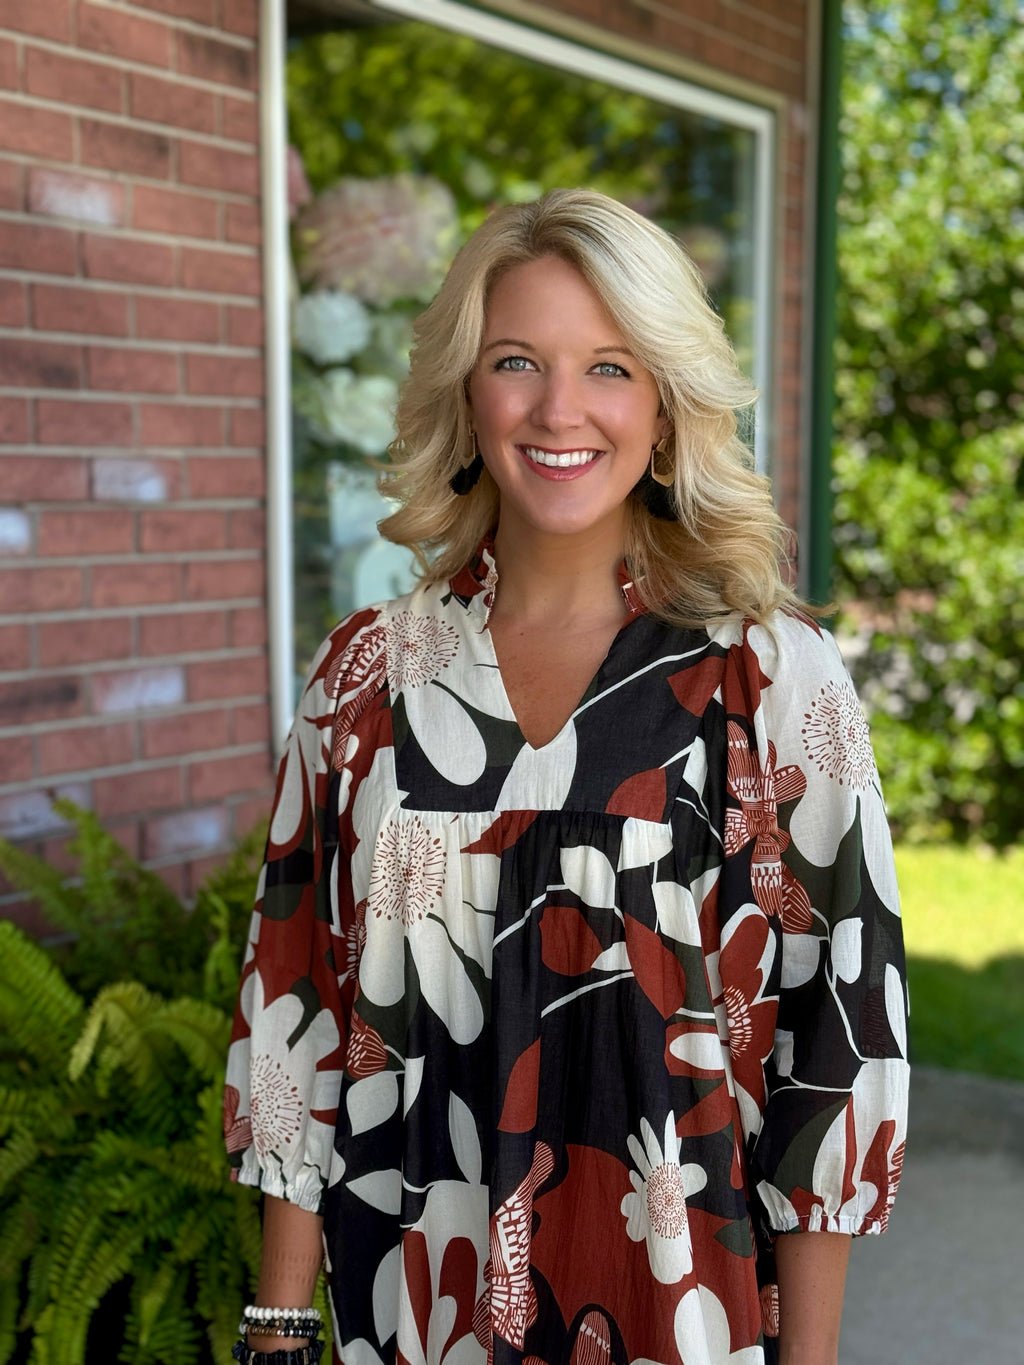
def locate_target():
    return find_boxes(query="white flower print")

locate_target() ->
[387,611,460,690]
[801,678,875,790]
[368,815,447,927]
[620,1113,707,1284]
[674,1284,762,1364]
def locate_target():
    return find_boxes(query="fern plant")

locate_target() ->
[0,802,332,1365]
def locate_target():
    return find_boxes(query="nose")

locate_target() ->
[530,367,585,433]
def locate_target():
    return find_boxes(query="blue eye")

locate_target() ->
[594,361,629,378]
[494,355,532,372]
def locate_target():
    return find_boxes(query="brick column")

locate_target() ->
[0,0,274,926]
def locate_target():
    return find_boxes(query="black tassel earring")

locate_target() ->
[450,431,484,496]
[635,435,677,520]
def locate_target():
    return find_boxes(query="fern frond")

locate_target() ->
[0,839,84,935]
[147,997,231,1080]
[68,981,161,1088]
[0,922,83,1066]
[0,1195,38,1281]
[0,1126,39,1196]
[0,1273,18,1365]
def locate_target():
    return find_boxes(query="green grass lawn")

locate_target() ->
[895,845,1024,1081]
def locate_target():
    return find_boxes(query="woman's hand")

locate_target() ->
[246,1193,325,1352]
[775,1230,851,1365]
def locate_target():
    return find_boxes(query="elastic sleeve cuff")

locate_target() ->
[232,1148,327,1216]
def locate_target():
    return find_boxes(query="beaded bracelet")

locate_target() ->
[238,1318,321,1339]
[231,1339,325,1365]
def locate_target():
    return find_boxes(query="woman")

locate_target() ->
[224,189,909,1365]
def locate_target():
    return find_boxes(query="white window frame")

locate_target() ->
[260,0,777,747]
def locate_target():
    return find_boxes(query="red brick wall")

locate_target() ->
[0,0,274,926]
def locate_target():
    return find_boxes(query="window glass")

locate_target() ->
[286,16,760,688]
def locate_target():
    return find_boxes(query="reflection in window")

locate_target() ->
[286,17,759,692]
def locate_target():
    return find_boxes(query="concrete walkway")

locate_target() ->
[840,1068,1024,1364]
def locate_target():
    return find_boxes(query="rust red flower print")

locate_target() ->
[724,721,813,933]
[388,611,459,690]
[367,815,448,926]
[801,678,875,790]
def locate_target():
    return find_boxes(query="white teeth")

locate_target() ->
[522,446,599,468]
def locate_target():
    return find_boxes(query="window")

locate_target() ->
[264,0,776,734]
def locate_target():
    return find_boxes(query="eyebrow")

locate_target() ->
[481,338,635,357]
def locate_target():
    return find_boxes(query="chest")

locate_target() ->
[488,618,625,749]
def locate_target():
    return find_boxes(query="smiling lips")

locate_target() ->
[519,445,603,479]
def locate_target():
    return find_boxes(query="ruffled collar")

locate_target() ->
[448,533,646,628]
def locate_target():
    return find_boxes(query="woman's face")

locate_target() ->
[467,255,667,546]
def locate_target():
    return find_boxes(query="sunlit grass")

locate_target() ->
[894,845,1024,1081]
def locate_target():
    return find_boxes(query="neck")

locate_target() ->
[490,513,627,627]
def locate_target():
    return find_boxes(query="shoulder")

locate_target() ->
[746,609,847,694]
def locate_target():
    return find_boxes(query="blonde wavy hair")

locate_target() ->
[378,187,807,626]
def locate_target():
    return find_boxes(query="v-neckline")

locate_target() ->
[481,614,637,755]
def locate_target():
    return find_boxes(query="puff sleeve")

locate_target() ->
[223,608,387,1214]
[719,613,909,1238]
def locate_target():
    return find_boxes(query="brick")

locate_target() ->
[184,556,262,601]
[180,245,260,297]
[0,508,31,555]
[154,861,186,894]
[0,158,21,210]
[139,607,225,656]
[38,508,134,557]
[185,353,262,397]
[91,561,178,607]
[188,747,269,803]
[140,508,224,553]
[229,406,263,447]
[87,346,178,394]
[36,398,133,447]
[0,733,32,783]
[2,455,88,501]
[224,201,259,246]
[92,456,176,502]
[229,604,266,648]
[221,93,257,143]
[187,653,262,702]
[92,663,185,714]
[144,803,228,860]
[83,234,174,287]
[0,39,16,91]
[27,167,124,228]
[0,674,84,725]
[0,564,82,611]
[0,0,71,42]
[0,397,29,443]
[80,118,172,179]
[0,338,81,389]
[232,792,270,837]
[25,47,122,113]
[129,0,214,20]
[78,2,171,68]
[37,615,132,667]
[187,454,263,499]
[0,782,89,842]
[179,140,258,196]
[0,221,76,274]
[0,279,25,327]
[135,294,219,343]
[142,705,228,757]
[0,96,73,160]
[177,31,255,88]
[232,700,268,745]
[37,720,135,775]
[225,304,262,348]
[130,73,216,134]
[32,283,129,337]
[131,184,218,239]
[0,622,31,670]
[220,0,258,38]
[139,401,223,447]
[94,763,182,817]
[227,507,264,549]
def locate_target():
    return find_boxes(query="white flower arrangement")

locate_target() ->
[299,368,398,457]
[292,289,372,366]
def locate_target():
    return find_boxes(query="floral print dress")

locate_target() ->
[224,541,909,1365]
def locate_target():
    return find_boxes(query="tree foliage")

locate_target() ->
[834,1,1024,845]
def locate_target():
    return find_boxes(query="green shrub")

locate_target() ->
[0,801,307,1364]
